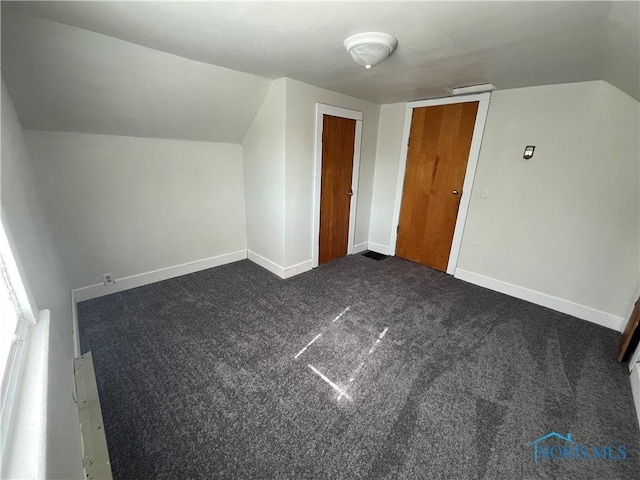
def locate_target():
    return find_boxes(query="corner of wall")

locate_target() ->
[367,102,407,251]
[242,77,287,269]
[282,78,289,271]
[1,78,84,479]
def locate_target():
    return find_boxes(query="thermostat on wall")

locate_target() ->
[523,146,535,159]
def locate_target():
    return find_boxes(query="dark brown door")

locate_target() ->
[396,102,478,271]
[319,115,356,264]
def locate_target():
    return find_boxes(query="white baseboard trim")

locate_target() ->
[630,366,640,429]
[368,242,391,255]
[72,250,248,304]
[353,242,369,254]
[247,250,285,278]
[284,260,313,279]
[248,251,314,279]
[454,268,625,332]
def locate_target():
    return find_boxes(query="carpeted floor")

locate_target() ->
[78,256,640,479]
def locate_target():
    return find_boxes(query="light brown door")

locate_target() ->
[396,102,478,271]
[319,115,356,264]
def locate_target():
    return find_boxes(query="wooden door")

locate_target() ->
[396,102,478,271]
[319,115,356,264]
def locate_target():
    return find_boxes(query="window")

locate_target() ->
[0,218,36,462]
[0,247,24,367]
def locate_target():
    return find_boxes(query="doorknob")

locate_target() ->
[452,190,459,195]
[347,189,353,196]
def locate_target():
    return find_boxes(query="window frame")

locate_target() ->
[0,212,39,463]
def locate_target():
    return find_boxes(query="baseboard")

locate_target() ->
[630,366,640,429]
[72,250,248,304]
[353,242,369,254]
[454,269,625,332]
[247,250,285,278]
[248,251,315,280]
[284,260,313,279]
[368,242,391,255]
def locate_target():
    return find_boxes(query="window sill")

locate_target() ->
[1,309,50,479]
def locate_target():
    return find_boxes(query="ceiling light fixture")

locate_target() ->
[344,32,398,69]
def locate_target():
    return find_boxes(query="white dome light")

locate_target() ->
[344,32,398,69]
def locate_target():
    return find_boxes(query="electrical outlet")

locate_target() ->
[481,187,491,199]
[102,273,115,286]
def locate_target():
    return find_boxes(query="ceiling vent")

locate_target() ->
[450,83,496,95]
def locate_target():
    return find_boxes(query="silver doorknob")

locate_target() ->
[452,190,459,195]
[347,189,353,196]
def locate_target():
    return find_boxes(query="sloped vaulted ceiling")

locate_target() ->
[1,11,272,143]
[1,1,638,143]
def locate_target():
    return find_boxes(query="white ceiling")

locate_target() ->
[1,1,638,142]
[5,1,639,103]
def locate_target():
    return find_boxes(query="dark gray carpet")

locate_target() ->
[78,256,640,479]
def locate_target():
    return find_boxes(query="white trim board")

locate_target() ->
[247,251,313,280]
[312,104,364,269]
[284,260,313,279]
[248,250,285,278]
[631,367,640,430]
[629,341,640,373]
[71,291,80,358]
[455,268,626,332]
[353,242,368,254]
[74,352,112,480]
[72,250,248,304]
[389,92,491,275]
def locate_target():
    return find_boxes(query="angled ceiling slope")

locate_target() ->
[1,2,638,143]
[1,10,272,143]
[4,1,639,104]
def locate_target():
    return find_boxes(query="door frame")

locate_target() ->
[312,104,364,268]
[389,92,491,274]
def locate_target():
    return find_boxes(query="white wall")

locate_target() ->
[456,81,639,327]
[25,131,247,288]
[368,81,639,329]
[368,102,406,252]
[1,80,83,478]
[242,79,286,269]
[284,78,380,267]
[242,77,380,275]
